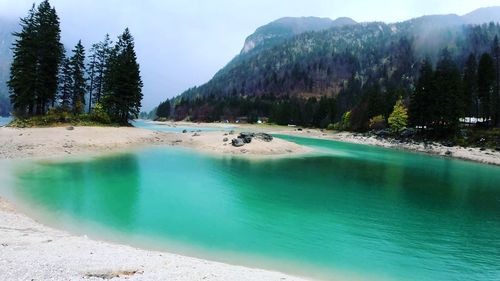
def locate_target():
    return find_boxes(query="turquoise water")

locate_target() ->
[0,117,12,126]
[4,136,500,280]
[132,119,236,133]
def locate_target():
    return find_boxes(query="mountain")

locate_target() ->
[241,17,357,54]
[168,7,500,129]
[463,6,500,24]
[0,17,17,116]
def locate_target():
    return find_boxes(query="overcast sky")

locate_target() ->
[1,0,500,110]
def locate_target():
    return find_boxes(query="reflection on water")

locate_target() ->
[8,137,500,281]
[16,154,141,229]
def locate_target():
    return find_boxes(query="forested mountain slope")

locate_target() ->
[166,7,500,130]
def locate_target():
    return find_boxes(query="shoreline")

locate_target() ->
[272,130,500,166]
[0,125,316,281]
[0,126,313,160]
[0,197,309,281]
[1,122,498,280]
[148,120,500,166]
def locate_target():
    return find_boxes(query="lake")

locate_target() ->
[131,119,236,133]
[3,134,500,281]
[0,117,12,126]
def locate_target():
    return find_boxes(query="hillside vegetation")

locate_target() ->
[156,8,500,137]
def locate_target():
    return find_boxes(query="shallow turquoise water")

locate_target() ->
[132,119,236,133]
[0,117,12,126]
[5,136,500,280]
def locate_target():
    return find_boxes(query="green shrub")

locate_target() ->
[90,103,111,124]
[9,105,112,128]
[327,111,352,131]
[369,115,387,130]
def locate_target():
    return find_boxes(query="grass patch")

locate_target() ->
[8,111,117,128]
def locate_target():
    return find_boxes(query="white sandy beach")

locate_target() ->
[0,125,314,281]
[0,197,310,281]
[0,126,312,160]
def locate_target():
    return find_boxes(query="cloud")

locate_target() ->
[1,0,499,110]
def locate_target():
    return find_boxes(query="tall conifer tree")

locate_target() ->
[409,58,434,129]
[477,53,495,122]
[8,5,37,117]
[58,56,73,110]
[8,0,62,116]
[103,28,143,124]
[70,40,86,114]
[33,0,63,114]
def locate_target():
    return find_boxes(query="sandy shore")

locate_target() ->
[267,128,500,166]
[0,197,308,281]
[0,126,312,160]
[2,122,497,280]
[0,125,314,281]
[152,121,500,166]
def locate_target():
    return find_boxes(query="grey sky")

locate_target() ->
[1,0,500,110]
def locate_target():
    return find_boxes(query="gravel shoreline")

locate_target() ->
[273,130,500,166]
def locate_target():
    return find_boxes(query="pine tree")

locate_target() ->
[58,56,73,110]
[70,40,86,114]
[477,53,495,122]
[103,28,143,124]
[33,0,63,114]
[463,54,478,119]
[409,58,434,129]
[492,35,500,126]
[8,0,62,117]
[87,44,98,113]
[94,34,112,105]
[433,49,462,133]
[156,100,171,118]
[8,5,37,117]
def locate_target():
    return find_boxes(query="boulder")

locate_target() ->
[66,126,74,131]
[239,132,255,138]
[254,133,273,142]
[223,137,229,142]
[239,132,254,143]
[373,129,391,137]
[442,141,455,147]
[242,136,252,143]
[182,129,187,133]
[399,128,417,138]
[232,138,245,147]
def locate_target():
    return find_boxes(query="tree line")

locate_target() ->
[153,21,500,136]
[410,39,500,134]
[8,0,143,125]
